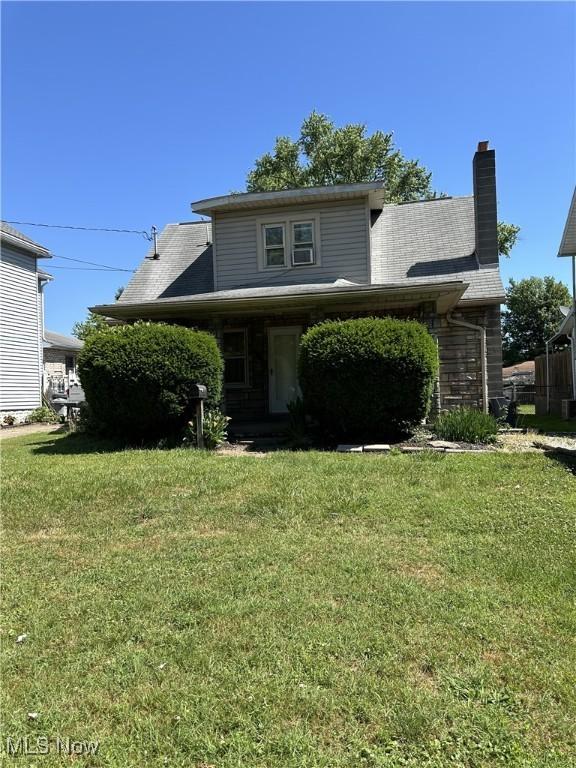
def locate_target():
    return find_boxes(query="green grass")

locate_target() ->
[1,432,575,767]
[516,404,576,434]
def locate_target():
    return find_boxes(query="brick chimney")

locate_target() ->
[473,141,498,266]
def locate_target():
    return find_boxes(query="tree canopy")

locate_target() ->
[72,311,109,341]
[502,276,571,364]
[246,111,519,257]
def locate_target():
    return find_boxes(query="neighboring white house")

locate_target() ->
[0,223,52,423]
[43,330,83,395]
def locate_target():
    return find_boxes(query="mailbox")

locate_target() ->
[191,383,208,400]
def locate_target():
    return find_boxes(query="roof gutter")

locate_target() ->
[1,231,51,258]
[91,281,468,320]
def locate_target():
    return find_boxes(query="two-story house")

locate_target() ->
[92,143,505,423]
[0,223,53,422]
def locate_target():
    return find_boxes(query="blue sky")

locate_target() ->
[2,1,574,335]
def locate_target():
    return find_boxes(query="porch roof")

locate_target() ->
[91,278,467,320]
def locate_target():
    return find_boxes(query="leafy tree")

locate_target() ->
[502,276,571,364]
[246,111,519,257]
[72,311,109,341]
[497,222,521,258]
[73,287,124,341]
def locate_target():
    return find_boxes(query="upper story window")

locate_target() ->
[263,224,286,268]
[258,214,320,271]
[292,222,314,265]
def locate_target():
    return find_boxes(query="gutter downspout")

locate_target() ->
[447,311,488,413]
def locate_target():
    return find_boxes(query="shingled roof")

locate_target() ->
[0,222,51,258]
[371,196,504,303]
[44,330,84,351]
[118,222,213,303]
[117,195,504,308]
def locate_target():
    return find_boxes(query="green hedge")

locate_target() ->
[78,323,223,441]
[298,317,438,439]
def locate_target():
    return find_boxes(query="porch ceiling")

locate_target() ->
[91,280,467,321]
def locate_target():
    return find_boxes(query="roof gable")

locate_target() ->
[1,222,51,258]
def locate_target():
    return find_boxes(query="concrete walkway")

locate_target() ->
[0,423,63,441]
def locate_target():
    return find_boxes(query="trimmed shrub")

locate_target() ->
[26,406,58,424]
[434,407,499,444]
[78,322,223,441]
[298,317,438,439]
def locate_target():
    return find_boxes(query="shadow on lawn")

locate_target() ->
[30,433,128,456]
[544,451,576,476]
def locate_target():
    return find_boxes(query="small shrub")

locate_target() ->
[26,406,58,424]
[285,397,312,449]
[184,409,230,449]
[78,322,223,441]
[434,407,498,444]
[2,414,16,426]
[298,317,438,440]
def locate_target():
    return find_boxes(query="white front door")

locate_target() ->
[268,326,302,413]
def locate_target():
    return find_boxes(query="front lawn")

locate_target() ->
[1,433,575,767]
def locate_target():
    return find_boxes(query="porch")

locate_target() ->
[91,279,503,423]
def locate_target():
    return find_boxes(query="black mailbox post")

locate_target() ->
[191,383,208,448]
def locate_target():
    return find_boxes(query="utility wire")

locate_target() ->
[4,219,152,240]
[48,266,135,272]
[51,253,135,272]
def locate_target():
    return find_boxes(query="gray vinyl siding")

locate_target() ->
[213,199,370,291]
[0,245,42,410]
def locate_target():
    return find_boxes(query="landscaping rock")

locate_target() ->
[428,440,461,449]
[363,444,391,452]
[336,445,363,453]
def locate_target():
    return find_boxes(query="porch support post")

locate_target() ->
[212,319,226,413]
[425,311,442,419]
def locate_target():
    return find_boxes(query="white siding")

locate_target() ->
[213,199,370,291]
[0,245,42,410]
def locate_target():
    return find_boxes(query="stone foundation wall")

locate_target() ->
[1,409,35,425]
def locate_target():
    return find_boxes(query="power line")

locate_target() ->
[51,253,135,272]
[49,266,135,272]
[5,219,152,240]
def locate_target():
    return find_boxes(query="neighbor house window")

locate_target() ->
[223,329,248,387]
[263,224,286,268]
[292,221,315,265]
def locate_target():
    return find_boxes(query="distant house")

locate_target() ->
[502,360,535,384]
[92,143,506,420]
[0,223,52,422]
[43,330,83,395]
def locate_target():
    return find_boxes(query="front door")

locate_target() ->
[268,326,302,413]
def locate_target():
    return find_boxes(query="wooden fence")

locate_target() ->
[535,349,573,416]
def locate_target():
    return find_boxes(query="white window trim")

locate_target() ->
[262,222,287,270]
[223,328,249,389]
[256,213,321,271]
